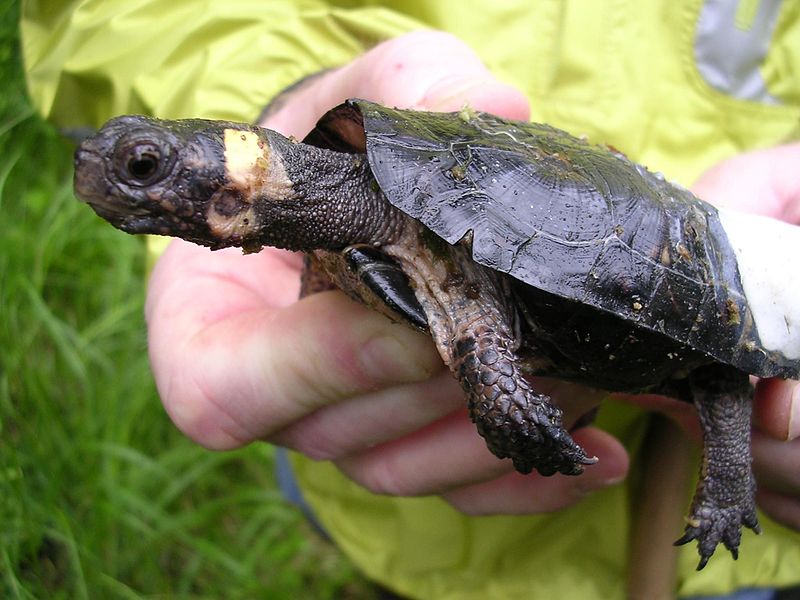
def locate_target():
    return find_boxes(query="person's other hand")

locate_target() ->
[694,144,800,532]
[617,144,800,532]
[146,30,630,516]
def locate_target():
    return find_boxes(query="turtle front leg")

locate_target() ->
[676,365,760,570]
[452,321,597,476]
[384,235,596,477]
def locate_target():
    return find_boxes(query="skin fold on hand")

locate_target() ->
[145,30,799,524]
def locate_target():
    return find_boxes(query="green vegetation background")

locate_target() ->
[0,4,372,598]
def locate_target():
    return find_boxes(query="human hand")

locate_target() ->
[146,30,630,516]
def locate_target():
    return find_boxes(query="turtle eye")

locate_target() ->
[128,153,158,180]
[118,141,169,186]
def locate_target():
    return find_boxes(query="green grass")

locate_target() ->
[0,4,372,598]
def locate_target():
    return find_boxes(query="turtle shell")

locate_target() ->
[305,99,798,379]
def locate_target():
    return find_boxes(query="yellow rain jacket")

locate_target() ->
[23,1,800,597]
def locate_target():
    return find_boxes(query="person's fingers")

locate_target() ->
[261,30,530,137]
[753,377,800,441]
[756,488,800,531]
[334,409,511,495]
[441,428,629,514]
[612,392,702,440]
[752,430,800,496]
[334,386,607,497]
[270,371,462,459]
[616,382,800,532]
[616,376,800,444]
[147,242,441,450]
[752,426,800,531]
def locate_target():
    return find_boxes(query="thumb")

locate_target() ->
[352,30,530,118]
[263,30,530,137]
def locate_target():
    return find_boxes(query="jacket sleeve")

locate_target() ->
[21,0,423,126]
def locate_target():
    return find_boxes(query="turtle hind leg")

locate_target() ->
[454,324,597,476]
[675,365,760,570]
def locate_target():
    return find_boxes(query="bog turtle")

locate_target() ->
[73,99,800,569]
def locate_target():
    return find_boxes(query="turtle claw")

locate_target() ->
[507,424,597,477]
[677,372,761,569]
[456,331,597,477]
[481,409,597,477]
[465,378,596,477]
[698,555,711,572]
[673,531,713,571]
[674,504,760,570]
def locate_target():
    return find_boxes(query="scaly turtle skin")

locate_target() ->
[74,99,800,569]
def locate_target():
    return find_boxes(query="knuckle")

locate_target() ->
[277,296,371,395]
[343,454,412,497]
[275,294,433,402]
[157,356,252,451]
[287,436,337,461]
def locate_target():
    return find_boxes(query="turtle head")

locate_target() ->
[74,115,292,250]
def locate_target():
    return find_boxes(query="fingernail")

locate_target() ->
[359,331,438,385]
[790,385,800,440]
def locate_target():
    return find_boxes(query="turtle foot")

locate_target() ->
[675,498,760,570]
[455,329,597,477]
[506,422,598,477]
[469,384,597,477]
[681,366,760,569]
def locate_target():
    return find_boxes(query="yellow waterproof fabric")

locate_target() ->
[23,1,800,597]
